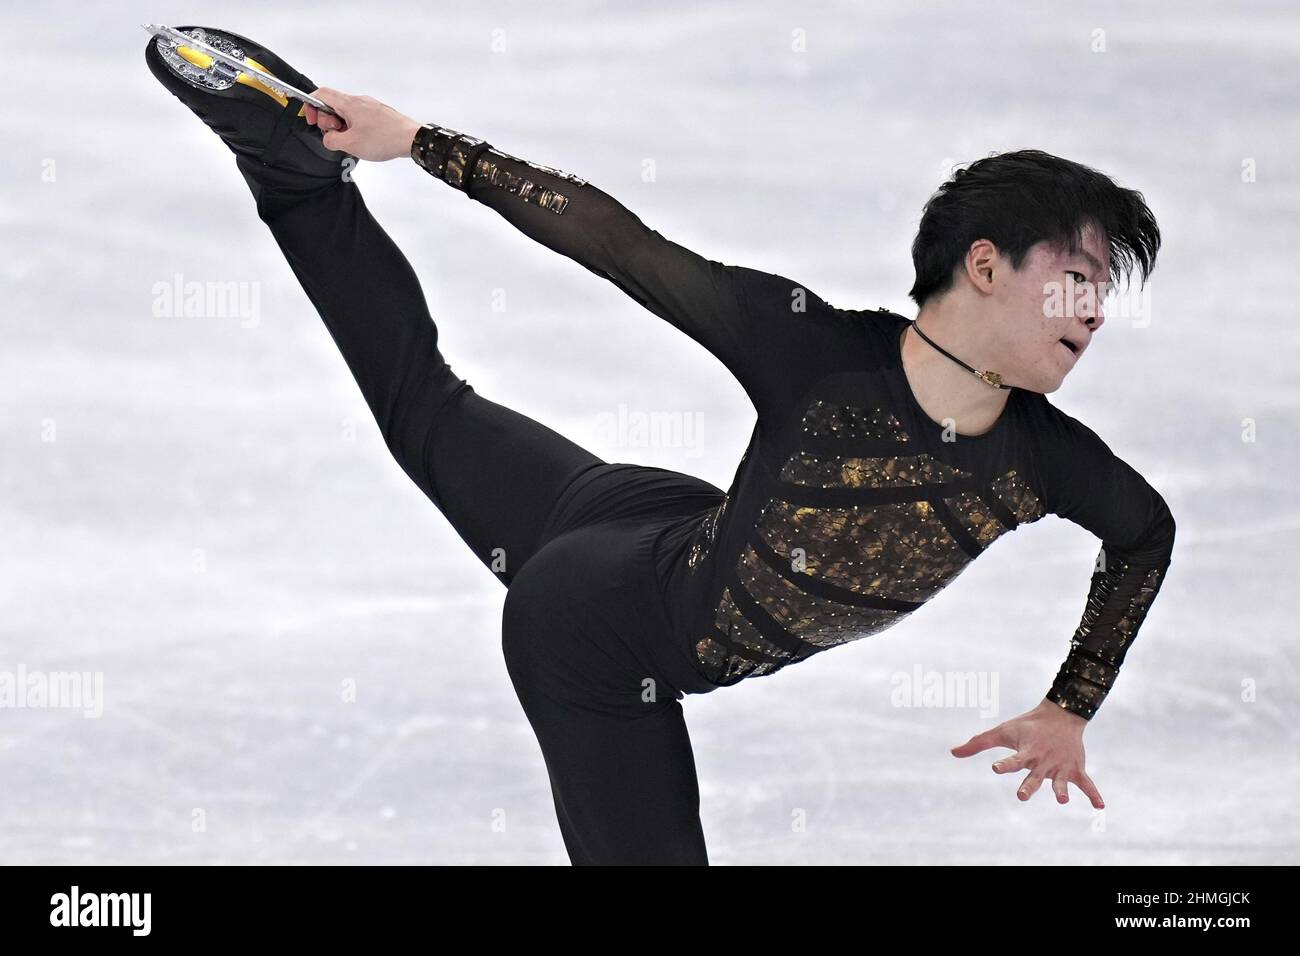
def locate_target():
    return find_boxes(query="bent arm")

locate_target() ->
[1046,514,1174,722]
[409,122,850,425]
[1033,408,1177,721]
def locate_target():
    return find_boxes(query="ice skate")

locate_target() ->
[143,24,347,183]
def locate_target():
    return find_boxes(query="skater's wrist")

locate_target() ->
[409,122,435,165]
[398,118,422,161]
[1041,685,1096,724]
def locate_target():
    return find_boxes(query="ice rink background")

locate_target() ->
[2,0,1297,864]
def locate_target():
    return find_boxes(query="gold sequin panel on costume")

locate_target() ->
[686,495,729,570]
[943,490,1006,547]
[736,543,903,646]
[693,587,788,683]
[800,399,911,442]
[693,398,1047,683]
[989,469,1046,524]
[755,498,973,604]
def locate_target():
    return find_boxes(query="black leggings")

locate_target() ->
[237,159,725,864]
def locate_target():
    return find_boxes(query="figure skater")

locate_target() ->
[145,26,1175,865]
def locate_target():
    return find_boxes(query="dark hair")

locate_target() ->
[908,148,1160,309]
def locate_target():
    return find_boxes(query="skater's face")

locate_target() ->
[983,224,1111,393]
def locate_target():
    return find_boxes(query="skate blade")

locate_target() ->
[148,26,310,118]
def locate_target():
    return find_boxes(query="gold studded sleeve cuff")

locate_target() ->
[410,122,585,214]
[411,123,493,193]
[1044,549,1170,720]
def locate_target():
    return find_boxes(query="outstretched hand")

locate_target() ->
[303,87,422,163]
[951,698,1105,807]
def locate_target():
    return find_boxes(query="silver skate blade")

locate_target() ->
[141,23,341,117]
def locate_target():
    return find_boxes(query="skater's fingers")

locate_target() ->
[991,752,1029,774]
[307,89,353,136]
[310,87,353,120]
[304,103,319,125]
[322,129,352,152]
[310,86,347,107]
[950,726,1013,757]
[1052,776,1070,804]
[1016,770,1046,801]
[1076,771,1105,809]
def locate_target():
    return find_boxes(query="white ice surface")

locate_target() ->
[1,0,1297,864]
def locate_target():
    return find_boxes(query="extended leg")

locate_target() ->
[239,164,604,582]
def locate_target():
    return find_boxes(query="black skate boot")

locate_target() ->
[144,25,350,213]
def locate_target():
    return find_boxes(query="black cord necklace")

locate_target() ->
[907,321,1009,390]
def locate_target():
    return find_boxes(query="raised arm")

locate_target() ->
[1032,404,1177,721]
[410,124,741,346]
[407,121,847,425]
[305,90,863,427]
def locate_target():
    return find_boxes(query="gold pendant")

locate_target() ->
[976,370,1004,388]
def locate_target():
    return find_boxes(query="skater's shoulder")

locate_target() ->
[825,302,910,326]
[1013,392,1116,465]
[1019,389,1087,431]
